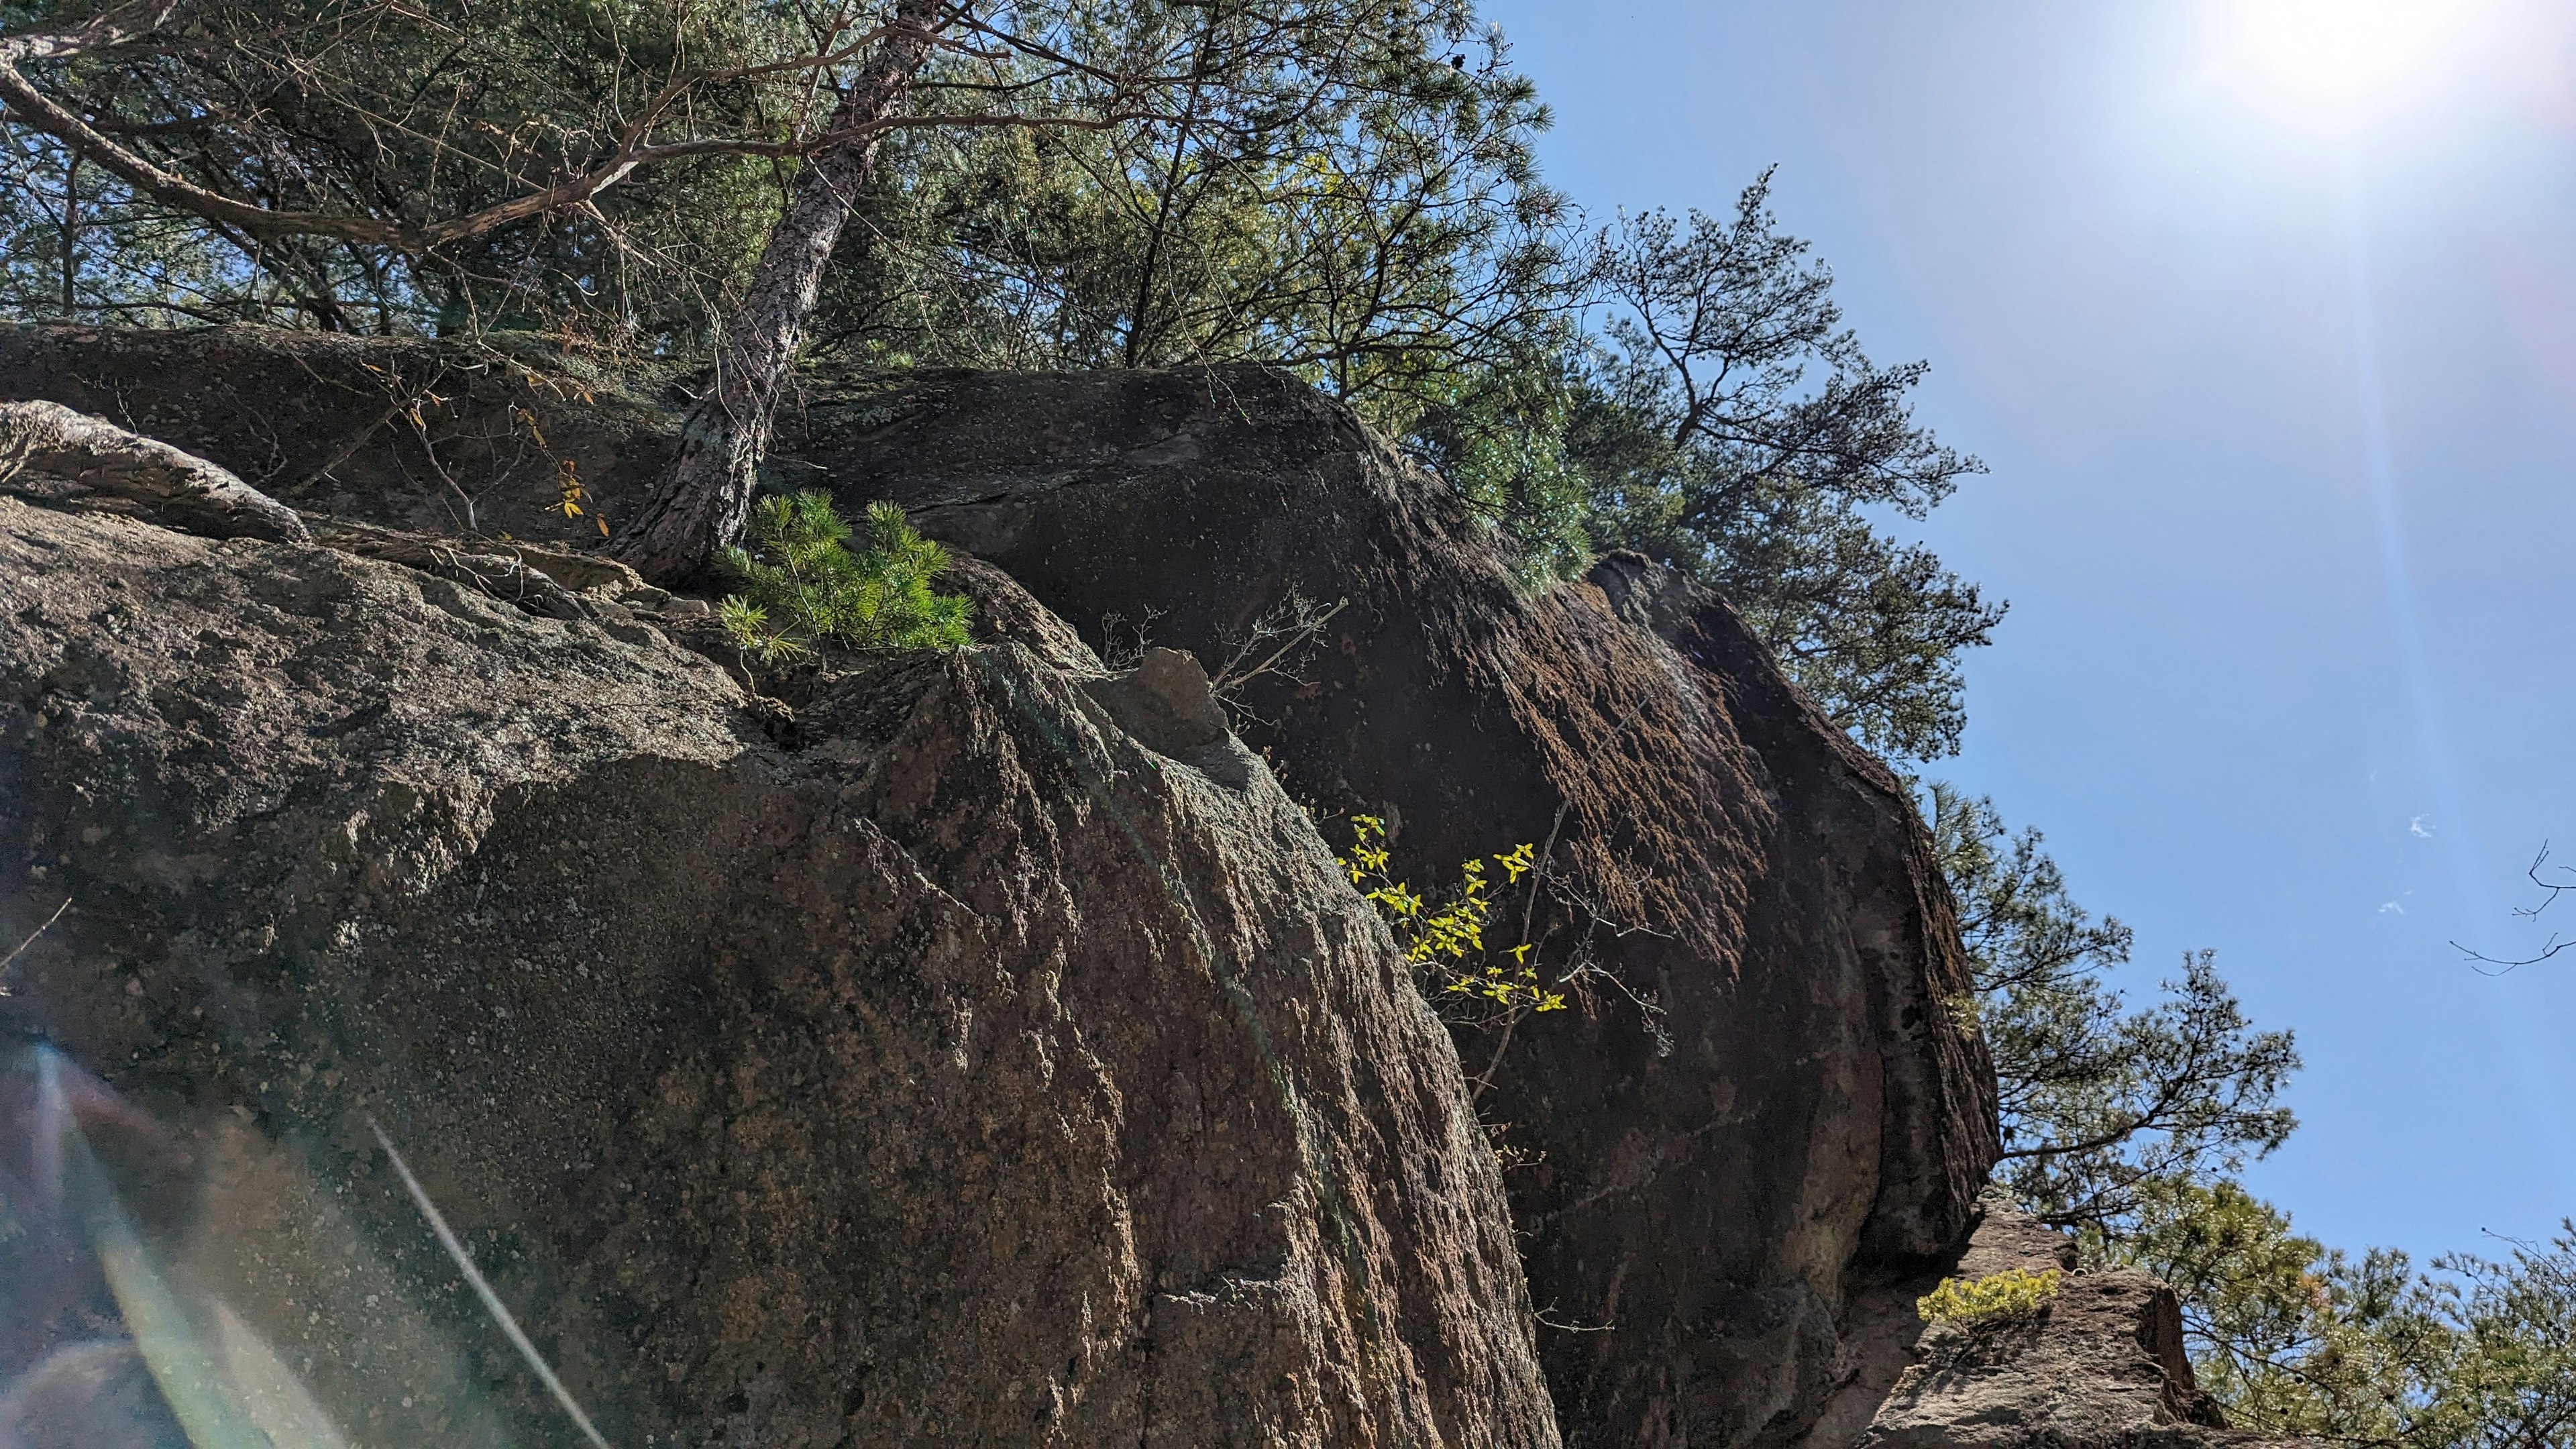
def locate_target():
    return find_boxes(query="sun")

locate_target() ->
[2224,0,2473,105]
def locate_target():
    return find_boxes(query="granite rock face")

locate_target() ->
[780,366,2002,1447]
[0,499,1558,1447]
[0,323,674,545]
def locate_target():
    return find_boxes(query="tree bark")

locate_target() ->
[610,0,944,582]
[58,154,79,317]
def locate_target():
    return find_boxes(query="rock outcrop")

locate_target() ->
[0,323,674,544]
[776,366,2000,1446]
[0,498,1558,1446]
[1843,1195,2272,1449]
[1,325,2005,1447]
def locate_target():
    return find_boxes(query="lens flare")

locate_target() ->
[2227,0,2473,104]
[3,1046,519,1448]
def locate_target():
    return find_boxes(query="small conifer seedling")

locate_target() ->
[717,492,972,663]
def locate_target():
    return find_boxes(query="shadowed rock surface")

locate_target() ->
[0,498,1558,1447]
[0,398,309,543]
[0,323,674,543]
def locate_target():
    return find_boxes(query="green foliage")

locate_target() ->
[1338,814,1562,1017]
[1407,174,2000,756]
[1401,340,1601,586]
[1931,782,2576,1449]
[0,0,788,345]
[1,2,1992,766]
[2115,1177,2432,1441]
[1563,175,1997,759]
[1929,783,2298,1243]
[2116,1181,2576,1449]
[1917,1267,2063,1326]
[17,6,2560,1442]
[0,140,240,327]
[717,492,971,661]
[2419,1225,2576,1449]
[833,129,1998,757]
[813,0,1570,430]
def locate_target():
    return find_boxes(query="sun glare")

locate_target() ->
[2224,0,2473,106]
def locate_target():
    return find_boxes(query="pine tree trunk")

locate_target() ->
[610,1,941,582]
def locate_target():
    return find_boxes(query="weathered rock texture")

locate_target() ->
[1847,1196,2273,1449]
[774,366,2002,1447]
[0,498,1559,1446]
[0,325,2004,1447]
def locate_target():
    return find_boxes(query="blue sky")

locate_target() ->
[1480,0,2576,1261]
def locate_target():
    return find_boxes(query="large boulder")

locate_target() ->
[0,498,1558,1446]
[780,364,2000,1446]
[0,323,674,543]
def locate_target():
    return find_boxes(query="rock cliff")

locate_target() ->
[0,324,2026,1446]
[0,496,1555,1446]
[781,365,1999,1446]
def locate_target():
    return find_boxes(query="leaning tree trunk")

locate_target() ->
[610,0,943,582]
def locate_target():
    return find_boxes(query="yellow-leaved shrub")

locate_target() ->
[1338,815,1564,1018]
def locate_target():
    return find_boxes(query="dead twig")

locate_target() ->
[1098,603,1165,672]
[1209,588,1346,700]
[2453,843,2576,975]
[1207,588,1347,729]
[0,895,72,994]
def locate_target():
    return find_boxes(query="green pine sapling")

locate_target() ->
[716,492,971,663]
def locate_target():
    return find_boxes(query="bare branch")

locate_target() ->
[1208,588,1347,703]
[0,8,1169,254]
[2453,845,2576,973]
[0,2,182,64]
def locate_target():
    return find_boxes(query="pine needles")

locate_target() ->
[716,492,971,663]
[1917,1267,2062,1326]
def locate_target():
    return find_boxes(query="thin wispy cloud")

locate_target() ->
[2409,816,2435,839]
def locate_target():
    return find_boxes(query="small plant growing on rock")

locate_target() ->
[1338,809,1676,1108]
[1917,1267,2062,1326]
[1340,815,1564,1016]
[717,492,971,663]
